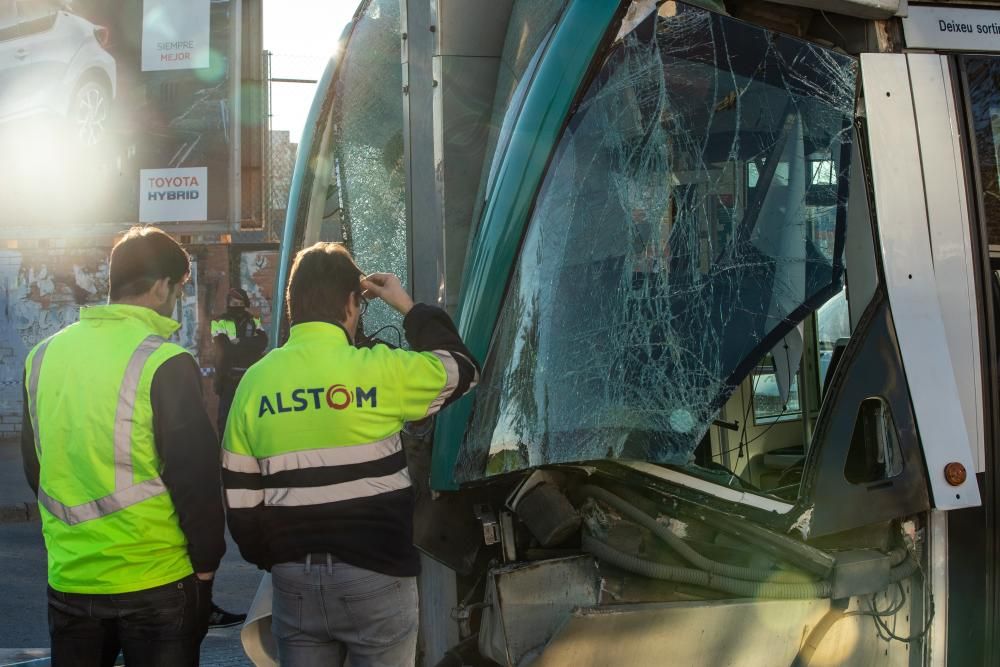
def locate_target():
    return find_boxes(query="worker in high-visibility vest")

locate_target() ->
[211,287,267,434]
[20,227,226,666]
[222,242,479,666]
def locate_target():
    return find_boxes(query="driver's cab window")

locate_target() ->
[701,201,871,501]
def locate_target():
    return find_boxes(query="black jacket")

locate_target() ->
[213,310,268,391]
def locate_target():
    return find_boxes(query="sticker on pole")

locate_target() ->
[140,168,208,222]
[142,0,211,71]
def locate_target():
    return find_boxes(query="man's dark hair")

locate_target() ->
[287,242,363,325]
[109,226,190,301]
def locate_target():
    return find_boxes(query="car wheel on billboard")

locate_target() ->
[71,78,111,147]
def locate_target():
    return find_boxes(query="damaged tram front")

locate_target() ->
[268,1,1000,665]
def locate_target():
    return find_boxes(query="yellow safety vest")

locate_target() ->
[211,317,262,340]
[25,304,194,594]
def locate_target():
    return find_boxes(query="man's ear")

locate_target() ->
[150,276,172,303]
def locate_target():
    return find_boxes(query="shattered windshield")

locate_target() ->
[330,0,408,345]
[457,4,856,481]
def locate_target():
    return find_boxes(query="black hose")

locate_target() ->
[580,485,812,583]
[789,599,850,667]
[583,534,833,599]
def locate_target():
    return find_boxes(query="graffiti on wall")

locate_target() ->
[0,250,109,431]
[7,258,108,343]
[173,257,200,357]
[239,250,278,330]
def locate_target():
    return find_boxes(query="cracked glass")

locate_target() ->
[458,4,857,481]
[330,0,408,346]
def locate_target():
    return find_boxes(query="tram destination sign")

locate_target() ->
[904,5,1000,52]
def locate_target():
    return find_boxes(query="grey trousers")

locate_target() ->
[271,556,418,667]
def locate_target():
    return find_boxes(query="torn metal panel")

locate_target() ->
[458,5,857,482]
[789,506,813,539]
[478,555,602,666]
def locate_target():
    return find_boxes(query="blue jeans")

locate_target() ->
[271,557,418,667]
[47,574,212,667]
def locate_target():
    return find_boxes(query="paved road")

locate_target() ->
[0,521,263,666]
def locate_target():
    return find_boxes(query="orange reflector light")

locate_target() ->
[944,462,967,487]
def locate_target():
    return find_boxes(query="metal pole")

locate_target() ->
[401,2,461,662]
[263,49,272,240]
[229,0,243,230]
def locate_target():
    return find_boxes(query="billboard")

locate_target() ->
[141,0,211,71]
[0,0,233,227]
[140,167,208,222]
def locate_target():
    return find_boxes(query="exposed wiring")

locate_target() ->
[842,569,934,644]
[869,580,935,644]
[742,347,799,448]
[743,403,793,447]
[844,581,907,619]
[712,363,796,487]
[724,366,792,462]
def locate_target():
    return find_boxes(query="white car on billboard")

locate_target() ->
[0,0,116,145]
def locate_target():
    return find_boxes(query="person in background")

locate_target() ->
[222,242,479,666]
[20,226,225,666]
[212,288,268,434]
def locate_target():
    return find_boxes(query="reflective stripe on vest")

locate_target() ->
[424,351,460,417]
[223,433,409,509]
[31,334,170,525]
[27,338,52,455]
[224,469,411,509]
[265,468,411,507]
[259,434,402,475]
[38,478,168,526]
